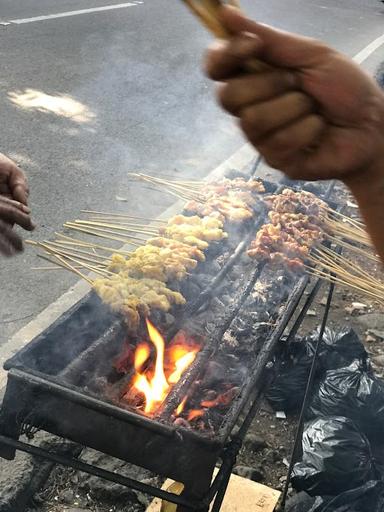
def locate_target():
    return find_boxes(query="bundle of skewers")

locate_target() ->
[29,175,384,330]
[29,211,229,331]
[128,173,266,223]
[245,188,383,303]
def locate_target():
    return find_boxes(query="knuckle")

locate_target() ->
[288,92,312,114]
[241,106,258,128]
[270,71,296,95]
[217,83,234,113]
[269,130,292,152]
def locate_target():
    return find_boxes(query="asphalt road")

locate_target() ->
[0,0,383,345]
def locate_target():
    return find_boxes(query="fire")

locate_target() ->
[131,319,199,414]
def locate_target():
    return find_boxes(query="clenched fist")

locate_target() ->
[0,154,34,256]
[205,7,384,184]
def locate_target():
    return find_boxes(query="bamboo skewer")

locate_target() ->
[63,225,139,244]
[305,255,384,301]
[180,0,268,72]
[53,254,94,285]
[54,233,134,255]
[308,247,384,300]
[73,220,159,236]
[41,243,112,269]
[32,241,112,277]
[328,207,364,228]
[81,210,167,223]
[305,265,384,303]
[32,264,105,271]
[128,173,201,201]
[326,218,371,246]
[312,246,381,286]
[310,255,384,297]
[48,241,113,262]
[37,248,94,286]
[181,0,228,38]
[323,234,381,264]
[64,223,148,244]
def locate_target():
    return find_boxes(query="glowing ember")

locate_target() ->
[130,320,199,415]
[201,387,239,409]
[188,409,205,422]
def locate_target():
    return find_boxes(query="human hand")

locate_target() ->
[205,7,384,184]
[0,154,34,256]
[0,152,29,204]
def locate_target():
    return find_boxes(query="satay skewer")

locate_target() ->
[54,233,134,255]
[64,223,148,243]
[73,220,159,236]
[81,210,167,223]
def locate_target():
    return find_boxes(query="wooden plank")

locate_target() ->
[147,470,280,512]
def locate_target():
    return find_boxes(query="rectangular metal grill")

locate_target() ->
[0,168,335,511]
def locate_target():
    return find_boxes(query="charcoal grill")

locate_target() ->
[0,167,336,511]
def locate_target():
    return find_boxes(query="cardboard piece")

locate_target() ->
[147,471,280,512]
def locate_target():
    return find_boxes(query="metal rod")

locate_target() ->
[10,369,176,438]
[209,439,242,512]
[0,435,199,508]
[217,273,309,440]
[159,263,265,421]
[278,277,336,510]
[285,277,323,344]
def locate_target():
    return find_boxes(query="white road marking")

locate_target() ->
[7,2,141,25]
[353,33,384,64]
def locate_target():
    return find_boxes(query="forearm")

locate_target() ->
[345,156,384,264]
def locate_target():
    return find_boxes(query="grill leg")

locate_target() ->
[0,378,26,460]
[176,486,209,512]
[176,466,214,512]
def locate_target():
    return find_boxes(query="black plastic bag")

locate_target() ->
[309,480,384,512]
[308,361,384,440]
[265,353,313,412]
[309,327,367,371]
[266,328,366,413]
[291,416,377,496]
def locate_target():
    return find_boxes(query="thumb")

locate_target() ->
[219,6,329,69]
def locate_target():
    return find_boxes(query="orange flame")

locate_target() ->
[169,351,197,384]
[134,343,150,372]
[132,320,199,415]
[176,396,188,416]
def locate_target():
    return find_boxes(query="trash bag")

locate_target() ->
[309,480,384,512]
[308,361,384,440]
[265,351,313,412]
[291,416,377,496]
[266,328,366,413]
[309,327,367,371]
